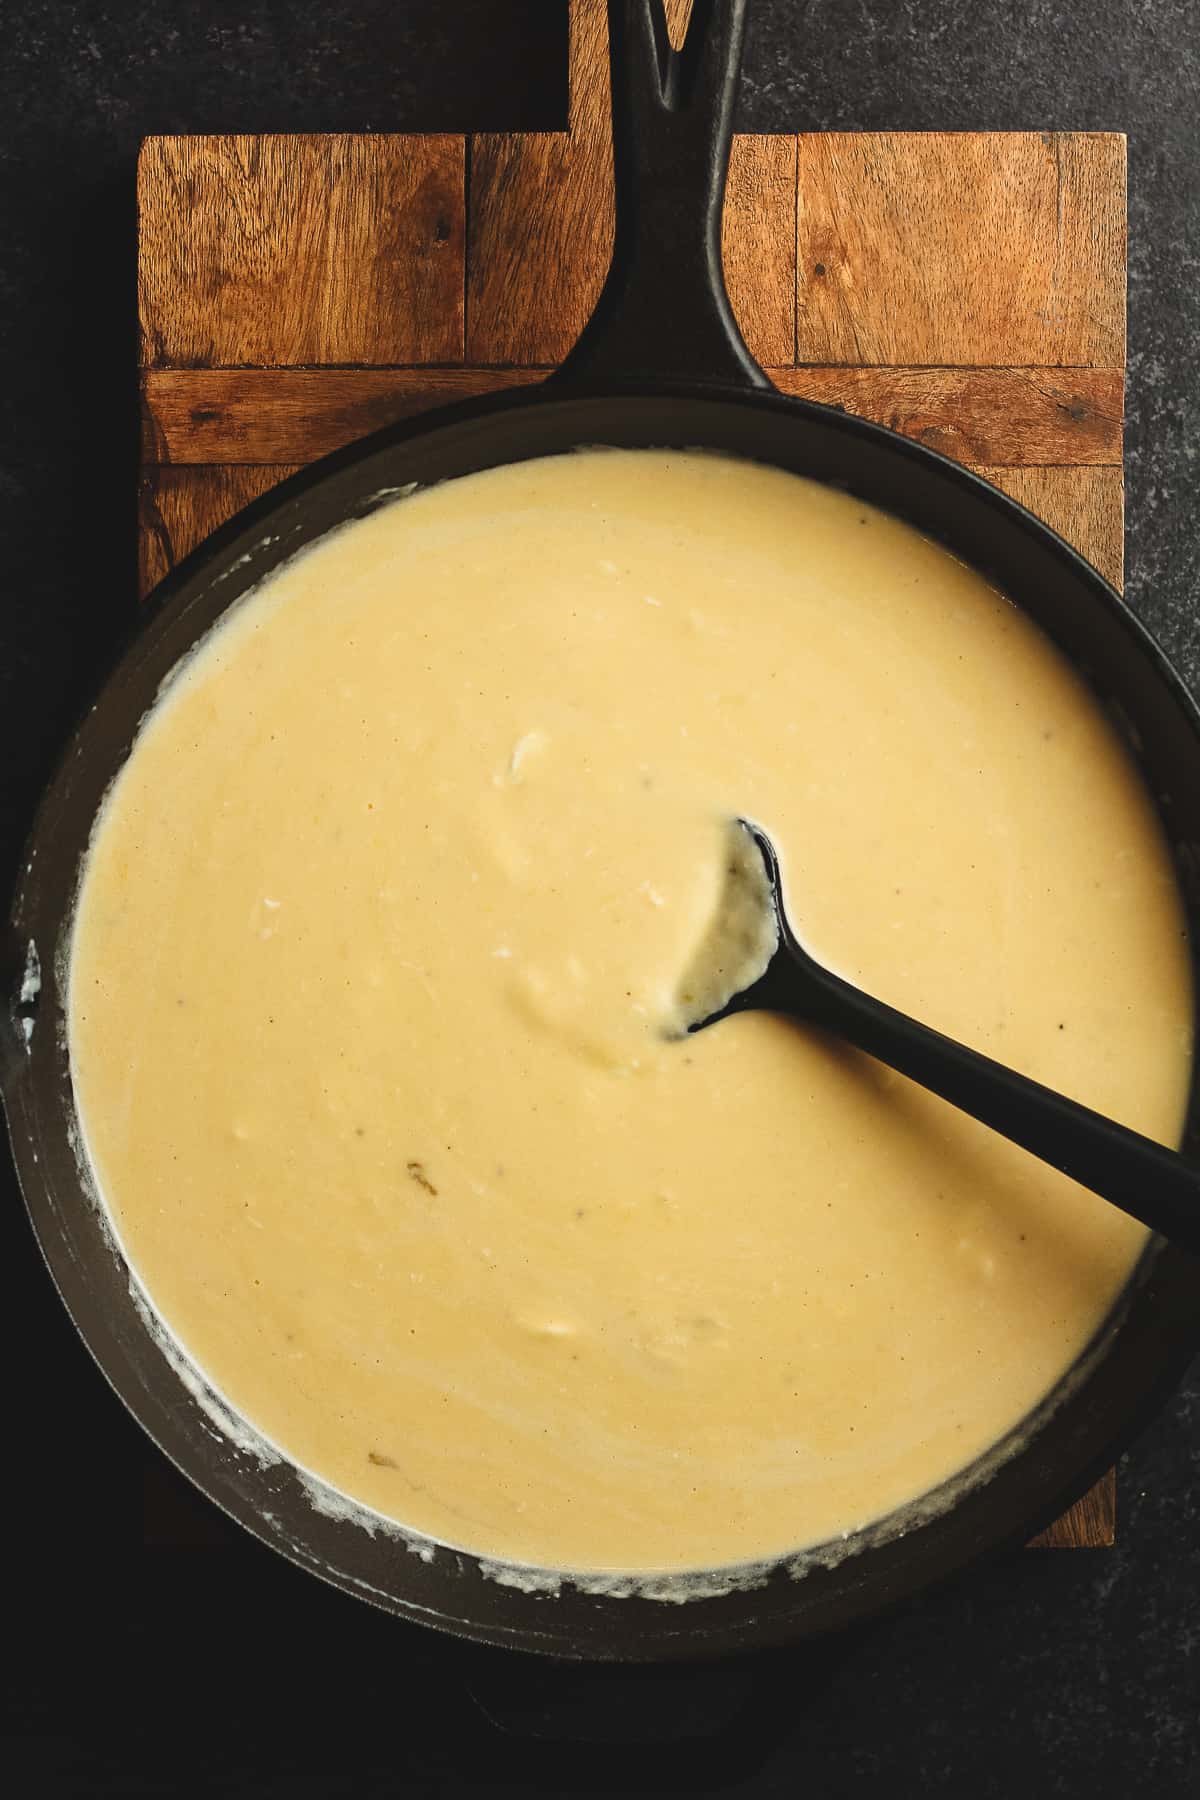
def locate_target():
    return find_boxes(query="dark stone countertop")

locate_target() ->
[2,3,1197,1790]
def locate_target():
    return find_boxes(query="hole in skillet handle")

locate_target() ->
[553,0,772,397]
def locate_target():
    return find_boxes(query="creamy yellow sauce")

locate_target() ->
[68,450,1192,1574]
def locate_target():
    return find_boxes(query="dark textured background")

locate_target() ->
[2,1,1197,1789]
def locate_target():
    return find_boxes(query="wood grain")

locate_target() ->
[140,368,537,465]
[135,0,1127,1552]
[984,465,1124,590]
[139,135,466,368]
[768,367,1121,464]
[142,365,1121,468]
[1029,1478,1116,1550]
[467,0,793,366]
[723,135,798,366]
[466,132,605,365]
[466,0,610,365]
[797,132,1126,368]
[138,463,301,598]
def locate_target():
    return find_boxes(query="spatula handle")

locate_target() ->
[768,943,1200,1255]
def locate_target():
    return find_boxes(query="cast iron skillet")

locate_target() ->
[4,0,1200,1661]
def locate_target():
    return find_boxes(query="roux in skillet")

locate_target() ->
[68,450,1191,1572]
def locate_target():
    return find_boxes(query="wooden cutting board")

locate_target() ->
[137,0,1124,1550]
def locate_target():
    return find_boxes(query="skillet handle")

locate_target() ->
[553,0,770,393]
